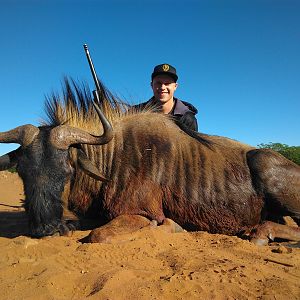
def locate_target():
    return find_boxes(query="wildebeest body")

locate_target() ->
[69,114,279,235]
[0,79,299,243]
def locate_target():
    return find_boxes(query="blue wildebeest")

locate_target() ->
[0,79,299,245]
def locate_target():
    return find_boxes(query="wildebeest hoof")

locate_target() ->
[160,218,185,233]
[149,220,158,227]
[250,237,269,246]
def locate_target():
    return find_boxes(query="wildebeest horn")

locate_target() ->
[0,149,20,171]
[0,124,40,147]
[77,149,109,182]
[49,102,113,150]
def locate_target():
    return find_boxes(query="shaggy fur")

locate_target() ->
[42,79,299,236]
[1,77,299,242]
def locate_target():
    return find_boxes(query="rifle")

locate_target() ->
[83,44,102,104]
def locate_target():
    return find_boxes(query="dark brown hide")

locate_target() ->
[69,113,299,238]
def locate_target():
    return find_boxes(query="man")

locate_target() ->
[132,64,198,131]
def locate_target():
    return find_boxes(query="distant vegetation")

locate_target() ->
[8,167,17,173]
[258,142,300,166]
[7,167,17,173]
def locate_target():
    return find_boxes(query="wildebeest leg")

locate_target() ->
[86,215,155,243]
[85,215,185,243]
[247,149,300,221]
[250,221,300,246]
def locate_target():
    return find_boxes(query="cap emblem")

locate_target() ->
[162,64,170,72]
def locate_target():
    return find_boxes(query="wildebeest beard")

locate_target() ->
[24,185,65,237]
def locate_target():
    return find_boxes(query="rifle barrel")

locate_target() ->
[83,44,101,92]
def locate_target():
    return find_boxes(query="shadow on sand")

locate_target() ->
[0,210,29,238]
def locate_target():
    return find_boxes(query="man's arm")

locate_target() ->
[179,111,198,131]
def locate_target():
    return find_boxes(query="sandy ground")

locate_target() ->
[0,171,299,300]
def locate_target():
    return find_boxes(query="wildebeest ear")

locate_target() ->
[77,149,109,182]
[0,148,20,171]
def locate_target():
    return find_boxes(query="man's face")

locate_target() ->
[151,74,178,104]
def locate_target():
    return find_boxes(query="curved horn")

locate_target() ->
[50,102,113,150]
[0,149,20,171]
[77,149,109,182]
[0,124,39,147]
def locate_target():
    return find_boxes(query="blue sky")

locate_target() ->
[0,0,299,156]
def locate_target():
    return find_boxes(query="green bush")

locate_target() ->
[258,142,300,166]
[8,167,17,173]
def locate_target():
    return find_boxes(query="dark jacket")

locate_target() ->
[131,97,198,131]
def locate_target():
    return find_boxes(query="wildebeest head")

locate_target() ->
[0,101,113,238]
